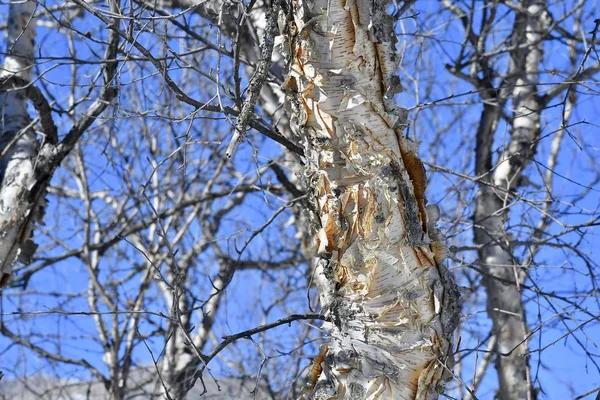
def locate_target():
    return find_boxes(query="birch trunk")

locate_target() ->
[282,0,459,398]
[474,1,544,398]
[0,0,119,289]
[0,1,41,287]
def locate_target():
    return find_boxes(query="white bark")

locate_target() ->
[494,1,544,190]
[283,1,459,398]
[0,0,119,289]
[0,1,39,287]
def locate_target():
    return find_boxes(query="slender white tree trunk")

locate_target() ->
[474,1,544,398]
[283,0,459,398]
[0,1,40,287]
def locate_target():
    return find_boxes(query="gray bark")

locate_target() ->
[473,2,545,399]
[0,0,120,289]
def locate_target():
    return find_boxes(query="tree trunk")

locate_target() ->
[474,1,545,399]
[0,1,41,287]
[0,0,120,290]
[282,0,459,398]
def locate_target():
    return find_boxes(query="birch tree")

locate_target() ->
[436,2,600,398]
[471,3,547,397]
[280,0,459,398]
[1,1,315,399]
[0,0,119,288]
[408,1,600,398]
[0,1,44,287]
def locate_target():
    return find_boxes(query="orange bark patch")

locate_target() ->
[399,147,428,233]
[307,344,329,388]
[413,247,435,268]
[409,360,431,393]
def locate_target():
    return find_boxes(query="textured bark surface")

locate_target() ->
[282,1,459,398]
[0,1,42,287]
[0,0,119,290]
[473,1,545,399]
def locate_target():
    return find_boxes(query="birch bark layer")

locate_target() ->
[283,1,459,398]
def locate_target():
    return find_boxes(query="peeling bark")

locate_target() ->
[282,1,459,398]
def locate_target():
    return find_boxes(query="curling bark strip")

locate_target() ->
[281,0,459,398]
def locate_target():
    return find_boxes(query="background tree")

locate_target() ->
[407,1,600,398]
[1,1,317,398]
